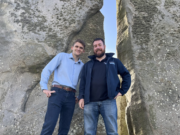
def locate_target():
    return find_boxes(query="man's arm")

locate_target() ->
[116,59,131,96]
[78,65,86,109]
[43,90,56,98]
[75,66,83,103]
[40,53,63,96]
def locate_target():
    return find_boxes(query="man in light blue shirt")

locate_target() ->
[40,39,85,135]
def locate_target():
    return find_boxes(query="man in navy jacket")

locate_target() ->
[78,38,131,135]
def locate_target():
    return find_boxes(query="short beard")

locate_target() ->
[94,50,105,58]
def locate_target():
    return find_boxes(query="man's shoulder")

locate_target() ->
[84,60,93,65]
[55,52,70,58]
[79,60,84,65]
[56,52,68,56]
[108,57,125,67]
[82,60,93,68]
[110,57,121,62]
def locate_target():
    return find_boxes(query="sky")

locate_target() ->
[100,0,117,57]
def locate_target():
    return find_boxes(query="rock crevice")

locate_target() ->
[116,0,180,135]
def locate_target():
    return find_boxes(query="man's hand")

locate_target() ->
[43,90,56,97]
[79,99,84,109]
[114,92,122,99]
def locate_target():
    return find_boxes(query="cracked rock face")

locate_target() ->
[0,0,104,134]
[116,0,180,135]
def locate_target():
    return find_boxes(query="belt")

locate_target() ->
[52,85,76,93]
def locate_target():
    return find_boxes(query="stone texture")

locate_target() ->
[67,11,105,63]
[116,0,180,135]
[0,0,104,134]
[116,95,128,135]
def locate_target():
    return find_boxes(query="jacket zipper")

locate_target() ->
[106,57,111,97]
[87,61,93,103]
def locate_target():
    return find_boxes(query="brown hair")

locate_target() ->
[73,39,86,49]
[92,38,105,45]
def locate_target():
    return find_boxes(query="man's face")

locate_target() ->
[71,42,84,56]
[93,40,106,58]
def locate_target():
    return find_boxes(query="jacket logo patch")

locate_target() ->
[109,62,115,65]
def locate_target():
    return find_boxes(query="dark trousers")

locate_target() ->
[40,87,75,135]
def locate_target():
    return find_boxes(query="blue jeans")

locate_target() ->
[84,99,118,135]
[40,87,75,135]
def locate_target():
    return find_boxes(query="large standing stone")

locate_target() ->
[116,0,180,135]
[0,0,104,134]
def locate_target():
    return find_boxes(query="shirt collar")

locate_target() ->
[69,53,82,64]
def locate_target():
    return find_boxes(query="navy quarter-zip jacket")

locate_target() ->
[78,53,131,105]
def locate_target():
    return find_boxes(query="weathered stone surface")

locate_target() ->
[117,95,128,135]
[117,0,180,135]
[0,0,103,134]
[67,11,105,63]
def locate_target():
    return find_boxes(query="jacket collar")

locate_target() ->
[88,53,114,60]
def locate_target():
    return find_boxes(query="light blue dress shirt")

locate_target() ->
[40,52,84,90]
